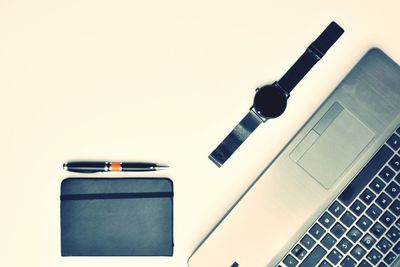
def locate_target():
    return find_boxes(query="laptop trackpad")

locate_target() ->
[296,104,374,189]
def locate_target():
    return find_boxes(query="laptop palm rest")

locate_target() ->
[290,102,375,189]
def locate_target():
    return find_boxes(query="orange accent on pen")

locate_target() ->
[110,162,121,172]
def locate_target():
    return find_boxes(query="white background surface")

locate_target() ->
[0,0,399,266]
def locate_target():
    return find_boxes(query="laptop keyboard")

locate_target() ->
[278,126,400,267]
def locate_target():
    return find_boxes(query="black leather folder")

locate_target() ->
[60,177,173,256]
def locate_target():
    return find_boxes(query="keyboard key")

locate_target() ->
[331,223,347,238]
[396,173,400,184]
[358,260,372,267]
[340,211,356,227]
[393,242,400,254]
[318,260,332,267]
[321,233,336,250]
[337,237,353,254]
[350,200,366,216]
[319,212,335,229]
[283,254,298,267]
[370,222,386,238]
[338,145,393,206]
[387,133,400,151]
[376,237,392,254]
[350,245,366,261]
[329,201,345,218]
[360,188,376,205]
[367,248,383,265]
[347,226,362,242]
[370,177,386,194]
[300,234,315,250]
[384,251,397,265]
[389,200,400,216]
[377,192,393,209]
[309,223,325,240]
[291,244,307,260]
[386,226,400,243]
[366,204,383,220]
[389,154,400,171]
[396,218,400,228]
[356,215,373,231]
[291,245,302,255]
[385,182,400,198]
[380,211,396,227]
[378,262,388,267]
[379,166,395,182]
[340,256,356,267]
[299,245,326,267]
[379,166,395,183]
[361,233,376,250]
[327,249,343,265]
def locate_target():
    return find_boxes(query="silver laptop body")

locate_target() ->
[189,48,400,267]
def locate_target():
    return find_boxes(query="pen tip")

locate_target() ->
[155,164,169,170]
[63,163,68,171]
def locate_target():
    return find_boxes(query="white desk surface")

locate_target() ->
[1,0,399,266]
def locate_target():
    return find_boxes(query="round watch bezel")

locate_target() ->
[252,84,288,119]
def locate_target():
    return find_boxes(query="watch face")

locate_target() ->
[253,84,287,118]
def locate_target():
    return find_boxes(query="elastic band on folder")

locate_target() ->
[60,192,173,200]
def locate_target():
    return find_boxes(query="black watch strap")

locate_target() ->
[278,21,344,94]
[209,111,263,167]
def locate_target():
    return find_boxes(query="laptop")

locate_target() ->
[188,48,400,267]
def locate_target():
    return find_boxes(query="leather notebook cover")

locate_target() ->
[60,177,173,256]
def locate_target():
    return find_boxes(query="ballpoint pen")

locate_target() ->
[63,161,169,173]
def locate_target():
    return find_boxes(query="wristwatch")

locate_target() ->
[209,21,344,167]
